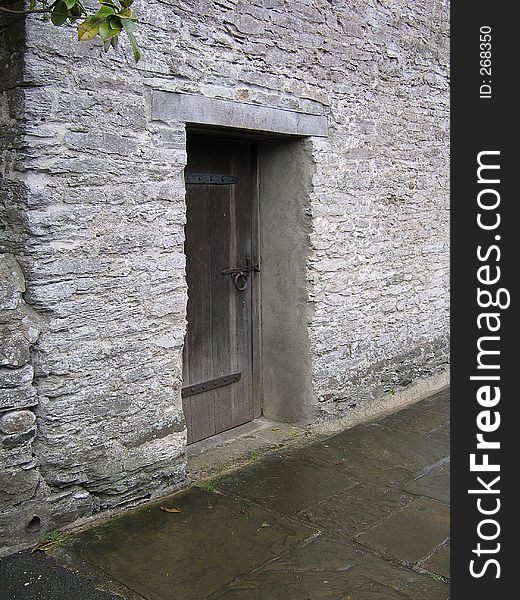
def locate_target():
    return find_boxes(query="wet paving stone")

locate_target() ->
[427,422,450,443]
[211,535,449,600]
[416,389,450,415]
[296,435,413,486]
[378,404,450,439]
[421,543,450,579]
[70,487,316,600]
[356,497,449,565]
[404,464,450,504]
[216,453,357,515]
[297,424,449,485]
[298,480,415,538]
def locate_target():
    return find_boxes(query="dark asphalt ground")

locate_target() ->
[0,550,119,600]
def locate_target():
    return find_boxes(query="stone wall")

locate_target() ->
[1,7,43,548]
[304,1,450,415]
[0,254,41,539]
[1,0,449,551]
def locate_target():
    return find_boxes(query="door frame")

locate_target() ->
[250,142,263,420]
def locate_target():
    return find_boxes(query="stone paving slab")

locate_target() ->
[356,497,450,565]
[421,543,450,579]
[215,453,358,516]
[69,487,316,600]
[404,464,450,504]
[338,425,449,477]
[295,430,414,485]
[295,424,449,486]
[378,407,449,439]
[298,480,415,538]
[415,389,450,415]
[187,418,307,480]
[426,422,450,443]
[211,535,449,600]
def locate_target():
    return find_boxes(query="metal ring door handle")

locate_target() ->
[233,272,249,291]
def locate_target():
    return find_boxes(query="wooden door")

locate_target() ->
[182,136,257,444]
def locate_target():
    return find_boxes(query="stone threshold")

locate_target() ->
[187,418,309,481]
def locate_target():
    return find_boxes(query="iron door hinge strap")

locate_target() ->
[181,372,241,398]
[185,173,239,185]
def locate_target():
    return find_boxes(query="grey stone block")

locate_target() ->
[0,386,38,412]
[0,467,40,505]
[151,91,329,137]
[0,365,34,389]
[0,410,36,435]
[0,327,32,367]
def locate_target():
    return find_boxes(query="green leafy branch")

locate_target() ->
[0,0,141,61]
[77,0,140,61]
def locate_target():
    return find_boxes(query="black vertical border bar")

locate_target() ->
[451,2,515,597]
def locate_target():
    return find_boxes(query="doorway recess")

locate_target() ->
[150,91,327,443]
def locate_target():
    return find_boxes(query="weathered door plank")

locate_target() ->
[182,137,255,444]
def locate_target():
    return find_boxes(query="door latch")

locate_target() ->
[221,254,260,291]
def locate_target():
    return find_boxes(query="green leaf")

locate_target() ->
[51,1,69,26]
[98,21,112,40]
[95,5,116,18]
[77,5,117,41]
[108,15,123,31]
[64,0,76,9]
[78,16,101,41]
[29,0,37,9]
[121,17,140,62]
[121,16,135,34]
[70,3,83,19]
[99,17,122,41]
[99,0,118,6]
